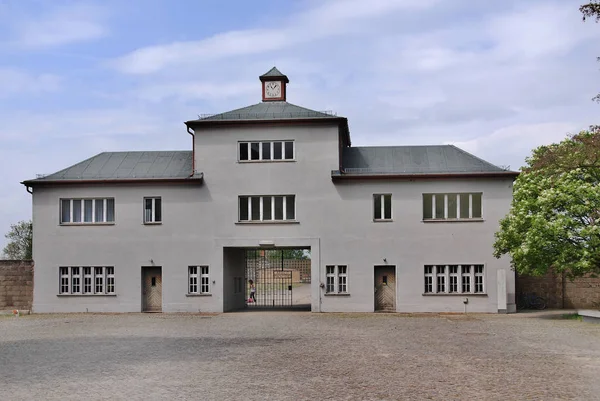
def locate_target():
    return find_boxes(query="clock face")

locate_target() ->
[264,81,282,98]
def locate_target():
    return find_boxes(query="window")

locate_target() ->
[373,194,392,221]
[189,266,210,294]
[95,267,104,293]
[239,195,296,222]
[239,141,294,161]
[71,267,81,294]
[449,265,459,293]
[106,267,115,294]
[424,265,484,294]
[424,266,433,293]
[325,265,348,294]
[144,197,162,224]
[60,198,115,224]
[59,266,115,295]
[422,193,483,220]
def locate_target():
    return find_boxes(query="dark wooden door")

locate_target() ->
[142,267,162,312]
[374,266,396,312]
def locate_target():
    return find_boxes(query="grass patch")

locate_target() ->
[560,313,582,321]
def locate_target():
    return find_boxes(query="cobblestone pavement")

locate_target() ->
[1,312,599,401]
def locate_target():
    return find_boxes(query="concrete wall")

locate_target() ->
[517,271,600,309]
[31,123,515,313]
[0,260,33,310]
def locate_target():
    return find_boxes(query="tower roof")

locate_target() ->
[259,67,289,82]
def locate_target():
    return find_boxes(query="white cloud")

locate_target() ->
[451,122,583,171]
[111,0,440,74]
[0,68,61,98]
[11,3,108,48]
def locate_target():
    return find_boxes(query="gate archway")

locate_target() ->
[245,249,310,309]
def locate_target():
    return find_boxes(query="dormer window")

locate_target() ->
[239,141,294,162]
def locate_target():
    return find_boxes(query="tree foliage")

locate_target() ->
[580,2,600,102]
[2,220,33,260]
[494,128,600,277]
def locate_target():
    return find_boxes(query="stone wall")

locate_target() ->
[247,259,311,283]
[516,270,600,309]
[0,260,33,310]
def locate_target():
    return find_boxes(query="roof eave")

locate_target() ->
[22,173,204,187]
[331,171,519,180]
[185,116,347,127]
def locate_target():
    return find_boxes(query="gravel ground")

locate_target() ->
[0,312,599,401]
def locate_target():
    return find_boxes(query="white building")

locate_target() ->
[23,68,517,313]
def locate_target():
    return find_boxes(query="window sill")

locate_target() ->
[235,221,299,225]
[422,218,484,223]
[186,293,212,297]
[238,160,296,163]
[143,222,162,225]
[59,223,115,226]
[373,219,393,223]
[324,293,351,297]
[422,293,487,296]
[57,294,117,297]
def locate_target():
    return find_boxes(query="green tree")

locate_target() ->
[580,2,600,101]
[493,128,600,277]
[2,220,33,260]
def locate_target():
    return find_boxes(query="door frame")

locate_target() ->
[374,265,397,312]
[141,266,163,312]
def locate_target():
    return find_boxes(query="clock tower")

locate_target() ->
[260,67,289,102]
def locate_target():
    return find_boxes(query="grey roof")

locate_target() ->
[260,67,287,78]
[189,101,341,122]
[340,145,515,175]
[24,151,201,185]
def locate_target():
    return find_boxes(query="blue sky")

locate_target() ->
[0,0,598,249]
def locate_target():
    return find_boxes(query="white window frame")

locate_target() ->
[189,266,210,294]
[474,265,485,293]
[83,266,92,294]
[325,265,349,294]
[60,198,115,224]
[143,197,162,224]
[422,193,483,221]
[238,195,296,222]
[71,267,81,294]
[60,267,70,294]
[373,194,392,221]
[106,267,115,294]
[424,264,484,295]
[238,140,295,162]
[59,266,115,295]
[188,266,198,293]
[435,265,446,294]
[95,267,104,294]
[424,266,433,293]
[449,265,459,293]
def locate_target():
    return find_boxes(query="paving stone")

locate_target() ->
[0,312,599,400]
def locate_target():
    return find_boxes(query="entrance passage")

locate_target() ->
[245,249,310,309]
[142,266,162,312]
[374,266,396,312]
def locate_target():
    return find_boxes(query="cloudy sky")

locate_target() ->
[0,0,598,249]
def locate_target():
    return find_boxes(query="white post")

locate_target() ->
[497,269,507,314]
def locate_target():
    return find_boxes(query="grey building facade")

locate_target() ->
[23,68,518,314]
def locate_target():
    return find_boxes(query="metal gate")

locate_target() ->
[245,249,293,308]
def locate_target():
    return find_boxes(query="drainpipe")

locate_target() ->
[187,125,195,177]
